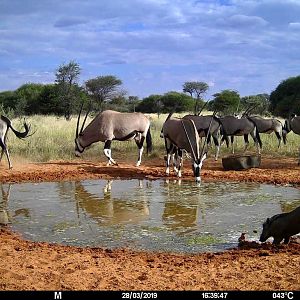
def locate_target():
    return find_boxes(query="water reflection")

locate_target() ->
[0,184,31,225]
[4,179,300,253]
[0,184,11,225]
[74,180,150,226]
[162,179,204,234]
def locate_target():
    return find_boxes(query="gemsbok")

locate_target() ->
[219,115,262,155]
[248,116,285,147]
[182,114,222,160]
[228,115,285,149]
[283,115,300,164]
[75,108,152,166]
[161,113,207,183]
[0,115,31,169]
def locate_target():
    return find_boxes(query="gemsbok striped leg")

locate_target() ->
[275,131,282,148]
[164,138,175,175]
[103,140,118,166]
[0,138,12,169]
[177,149,183,178]
[135,133,145,167]
[249,128,261,155]
[243,134,249,152]
[212,134,220,160]
[172,148,178,173]
[231,136,235,154]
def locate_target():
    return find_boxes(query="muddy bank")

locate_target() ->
[0,156,300,185]
[1,228,299,291]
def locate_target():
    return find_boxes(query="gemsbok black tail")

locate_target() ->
[255,125,262,149]
[1,115,30,139]
[146,127,153,154]
[0,115,32,169]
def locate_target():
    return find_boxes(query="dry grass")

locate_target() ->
[3,114,300,164]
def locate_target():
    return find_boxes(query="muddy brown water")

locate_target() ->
[1,179,300,253]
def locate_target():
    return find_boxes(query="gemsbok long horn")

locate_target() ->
[241,104,259,118]
[181,119,198,162]
[199,110,217,159]
[79,103,91,135]
[197,101,208,116]
[165,111,174,122]
[76,102,84,138]
[160,111,175,138]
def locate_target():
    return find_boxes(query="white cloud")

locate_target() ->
[226,14,268,27]
[289,22,300,29]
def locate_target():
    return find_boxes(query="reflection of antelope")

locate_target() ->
[0,184,30,222]
[162,180,203,233]
[0,116,31,169]
[0,184,11,224]
[74,180,150,226]
[75,107,152,166]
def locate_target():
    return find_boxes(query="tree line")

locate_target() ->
[0,60,299,118]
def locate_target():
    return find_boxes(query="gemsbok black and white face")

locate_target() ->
[192,153,207,183]
[74,135,85,157]
[182,115,221,161]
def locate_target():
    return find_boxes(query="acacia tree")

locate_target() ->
[85,75,122,111]
[55,60,81,120]
[183,81,209,114]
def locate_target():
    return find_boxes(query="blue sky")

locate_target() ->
[0,0,300,99]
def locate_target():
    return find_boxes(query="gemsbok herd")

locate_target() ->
[1,109,300,182]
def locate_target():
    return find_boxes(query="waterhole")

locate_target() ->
[1,179,300,253]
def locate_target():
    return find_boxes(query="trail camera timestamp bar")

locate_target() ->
[0,290,298,300]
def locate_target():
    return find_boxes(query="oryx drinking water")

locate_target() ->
[75,109,152,166]
[0,115,31,169]
[161,114,206,183]
[182,114,222,160]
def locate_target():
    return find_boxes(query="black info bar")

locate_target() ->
[0,291,297,300]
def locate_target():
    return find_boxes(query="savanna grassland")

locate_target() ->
[6,113,300,163]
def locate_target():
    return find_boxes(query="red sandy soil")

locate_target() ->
[0,156,300,290]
